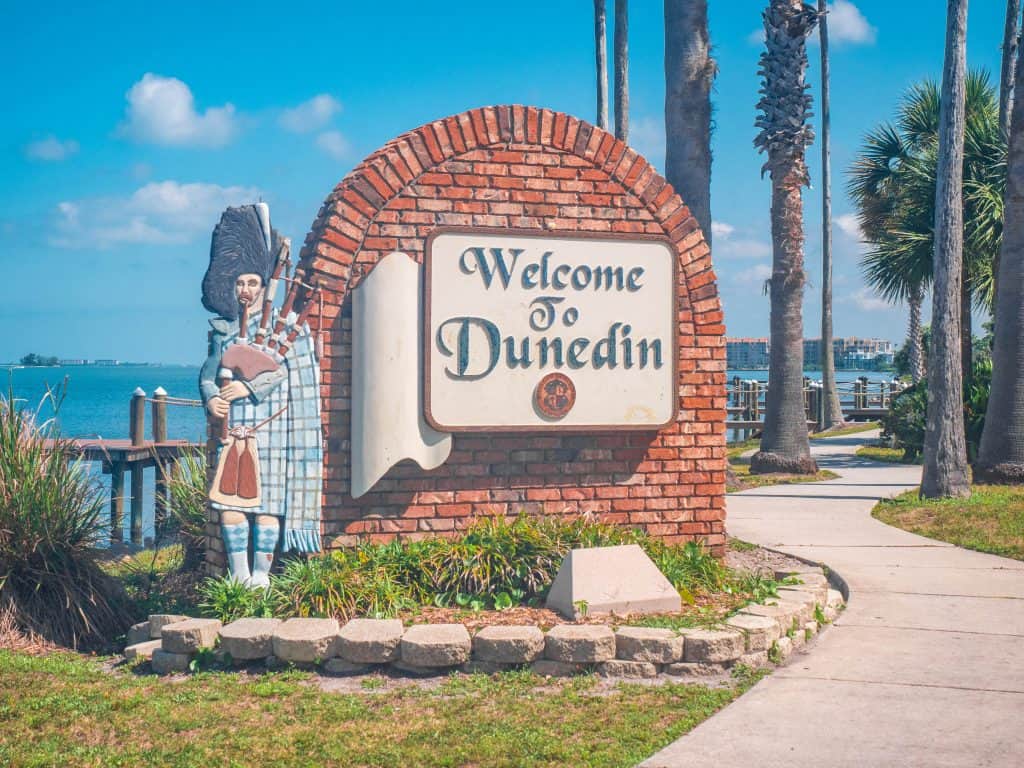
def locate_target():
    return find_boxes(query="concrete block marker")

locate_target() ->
[124,639,162,661]
[400,624,471,667]
[148,614,189,639]
[220,618,282,661]
[272,618,340,664]
[614,627,683,663]
[473,626,545,664]
[545,624,616,663]
[546,545,682,619]
[681,628,745,664]
[725,613,782,652]
[127,621,151,646]
[338,618,403,664]
[161,618,222,654]
[151,649,191,674]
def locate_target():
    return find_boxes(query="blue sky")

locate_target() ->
[0,1,1007,364]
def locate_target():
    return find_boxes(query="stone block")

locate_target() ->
[774,636,793,661]
[219,618,282,661]
[161,618,222,654]
[530,659,586,677]
[544,624,616,663]
[124,639,162,661]
[127,621,151,646]
[827,588,845,609]
[264,654,287,670]
[400,624,471,667]
[338,618,403,664]
[777,584,828,606]
[739,650,770,668]
[663,662,729,678]
[614,626,683,663]
[272,618,340,664]
[151,649,191,674]
[473,626,545,664]
[148,614,189,639]
[739,601,803,633]
[805,620,819,637]
[725,613,782,652]
[545,545,681,618]
[773,566,822,581]
[597,660,658,678]
[681,628,744,664]
[324,658,373,676]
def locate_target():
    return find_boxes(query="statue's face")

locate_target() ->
[235,273,265,308]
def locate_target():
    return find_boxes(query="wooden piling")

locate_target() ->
[152,387,168,538]
[130,388,145,545]
[110,462,125,542]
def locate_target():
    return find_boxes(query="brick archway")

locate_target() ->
[298,105,727,553]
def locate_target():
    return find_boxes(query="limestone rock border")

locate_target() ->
[123,566,844,679]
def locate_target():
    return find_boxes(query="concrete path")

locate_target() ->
[642,433,1024,768]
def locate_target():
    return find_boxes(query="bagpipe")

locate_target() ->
[208,238,322,509]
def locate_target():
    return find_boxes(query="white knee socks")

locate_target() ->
[250,518,279,588]
[221,518,251,584]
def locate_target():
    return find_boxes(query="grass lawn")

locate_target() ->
[855,443,918,464]
[0,651,762,768]
[727,453,838,493]
[873,485,1024,561]
[810,421,880,439]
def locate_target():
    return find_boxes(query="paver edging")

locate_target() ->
[123,565,843,679]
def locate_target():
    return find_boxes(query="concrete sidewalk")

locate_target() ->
[642,433,1024,768]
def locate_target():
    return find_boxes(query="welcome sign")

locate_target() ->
[425,229,677,431]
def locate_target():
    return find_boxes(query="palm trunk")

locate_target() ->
[961,257,973,385]
[908,284,925,383]
[921,0,970,499]
[614,0,629,142]
[750,0,819,475]
[819,0,843,429]
[595,0,610,130]
[1000,0,1021,140]
[977,16,1024,483]
[664,0,714,245]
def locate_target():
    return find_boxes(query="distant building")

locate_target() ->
[59,359,89,366]
[728,337,895,370]
[726,338,770,369]
[93,359,121,366]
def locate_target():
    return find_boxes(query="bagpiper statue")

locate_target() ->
[199,203,323,586]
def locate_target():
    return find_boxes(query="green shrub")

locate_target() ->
[198,576,272,623]
[882,360,991,462]
[0,386,133,648]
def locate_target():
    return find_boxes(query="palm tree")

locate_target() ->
[818,0,843,428]
[1000,0,1021,139]
[664,0,715,244]
[750,0,819,475]
[614,0,629,142]
[921,0,970,499]
[595,0,610,130]
[977,23,1024,484]
[848,73,1005,385]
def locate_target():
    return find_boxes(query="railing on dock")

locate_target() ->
[64,388,203,546]
[727,375,904,438]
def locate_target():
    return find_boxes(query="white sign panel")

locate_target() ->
[425,229,677,431]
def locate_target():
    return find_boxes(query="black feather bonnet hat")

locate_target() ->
[201,203,282,320]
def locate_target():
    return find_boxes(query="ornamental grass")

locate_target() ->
[0,386,132,649]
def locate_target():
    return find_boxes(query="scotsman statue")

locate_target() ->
[199,203,323,586]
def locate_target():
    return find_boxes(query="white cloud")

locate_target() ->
[280,94,341,133]
[751,2,875,48]
[25,136,79,161]
[826,1,876,45]
[52,180,260,248]
[711,221,735,240]
[733,263,772,285]
[119,74,237,147]
[316,130,350,160]
[845,287,891,312]
[835,213,863,241]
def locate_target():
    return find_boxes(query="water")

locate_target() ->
[5,365,206,545]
